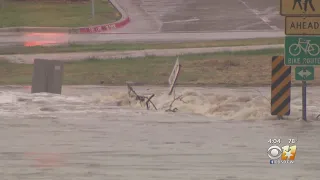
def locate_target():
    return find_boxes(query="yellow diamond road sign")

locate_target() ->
[281,0,320,16]
[285,17,320,35]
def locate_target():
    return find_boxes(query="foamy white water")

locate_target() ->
[1,85,320,180]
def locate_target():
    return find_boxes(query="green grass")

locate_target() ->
[0,48,289,86]
[0,37,284,54]
[0,0,120,27]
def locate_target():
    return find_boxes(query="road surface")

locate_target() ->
[0,0,284,46]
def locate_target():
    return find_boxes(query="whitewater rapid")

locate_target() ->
[1,85,320,180]
[1,85,320,121]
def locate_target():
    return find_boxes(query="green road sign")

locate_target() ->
[285,36,320,65]
[295,66,314,81]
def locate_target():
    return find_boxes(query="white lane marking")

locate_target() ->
[236,21,266,30]
[238,0,279,30]
[263,7,278,14]
[270,26,280,30]
[258,6,278,15]
[163,18,200,24]
[251,9,260,15]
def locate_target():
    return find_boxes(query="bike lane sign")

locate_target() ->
[285,36,320,65]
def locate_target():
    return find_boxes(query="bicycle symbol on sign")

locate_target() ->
[289,38,320,56]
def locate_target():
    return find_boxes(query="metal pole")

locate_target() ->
[302,80,307,121]
[0,0,3,11]
[0,0,4,27]
[91,0,95,19]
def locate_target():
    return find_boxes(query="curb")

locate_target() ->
[76,0,130,33]
[77,17,130,34]
[0,0,130,34]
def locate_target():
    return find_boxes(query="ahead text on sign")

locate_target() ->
[286,17,320,35]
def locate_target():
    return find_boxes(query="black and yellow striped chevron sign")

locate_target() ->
[271,56,291,116]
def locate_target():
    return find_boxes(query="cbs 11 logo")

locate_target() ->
[267,145,297,164]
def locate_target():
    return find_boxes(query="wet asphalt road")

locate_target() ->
[0,0,284,46]
[140,0,283,32]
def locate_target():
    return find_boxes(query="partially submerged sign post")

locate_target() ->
[126,56,184,112]
[295,66,315,120]
[295,66,314,81]
[168,57,182,95]
[279,0,320,121]
[284,36,320,65]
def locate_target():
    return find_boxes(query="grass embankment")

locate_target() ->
[4,48,316,87]
[0,38,284,54]
[0,0,120,27]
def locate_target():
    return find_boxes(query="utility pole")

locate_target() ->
[0,0,3,10]
[91,0,95,19]
[0,0,4,27]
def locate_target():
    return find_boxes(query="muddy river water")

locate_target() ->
[1,85,320,180]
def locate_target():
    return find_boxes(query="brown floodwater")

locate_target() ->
[0,86,319,180]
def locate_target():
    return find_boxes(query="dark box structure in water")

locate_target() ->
[31,59,64,94]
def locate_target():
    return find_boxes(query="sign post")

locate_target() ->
[280,0,320,121]
[285,36,320,66]
[281,0,320,16]
[295,66,314,80]
[285,17,320,35]
[168,57,181,95]
[91,0,95,19]
[295,66,314,121]
[302,79,307,121]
